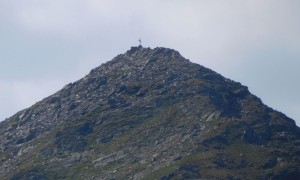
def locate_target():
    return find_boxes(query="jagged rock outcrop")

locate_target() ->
[0,46,299,179]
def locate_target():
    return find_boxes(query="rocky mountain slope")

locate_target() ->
[0,46,299,179]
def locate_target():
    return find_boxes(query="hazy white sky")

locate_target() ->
[0,0,299,126]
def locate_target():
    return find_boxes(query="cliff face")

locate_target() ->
[0,46,299,179]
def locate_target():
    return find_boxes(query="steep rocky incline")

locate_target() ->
[0,46,299,179]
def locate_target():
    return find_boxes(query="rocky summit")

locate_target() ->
[0,46,300,179]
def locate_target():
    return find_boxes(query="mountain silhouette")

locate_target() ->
[1,46,299,179]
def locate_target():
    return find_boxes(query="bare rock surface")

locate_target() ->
[0,46,299,179]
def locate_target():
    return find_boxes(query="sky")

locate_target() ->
[0,0,299,126]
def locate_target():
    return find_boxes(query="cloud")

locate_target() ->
[1,0,142,39]
[2,0,299,53]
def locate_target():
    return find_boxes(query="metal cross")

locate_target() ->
[138,38,142,46]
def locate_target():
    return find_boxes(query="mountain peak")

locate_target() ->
[88,46,189,81]
[123,46,184,65]
[1,47,299,179]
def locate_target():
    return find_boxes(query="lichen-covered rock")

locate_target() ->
[0,46,299,179]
